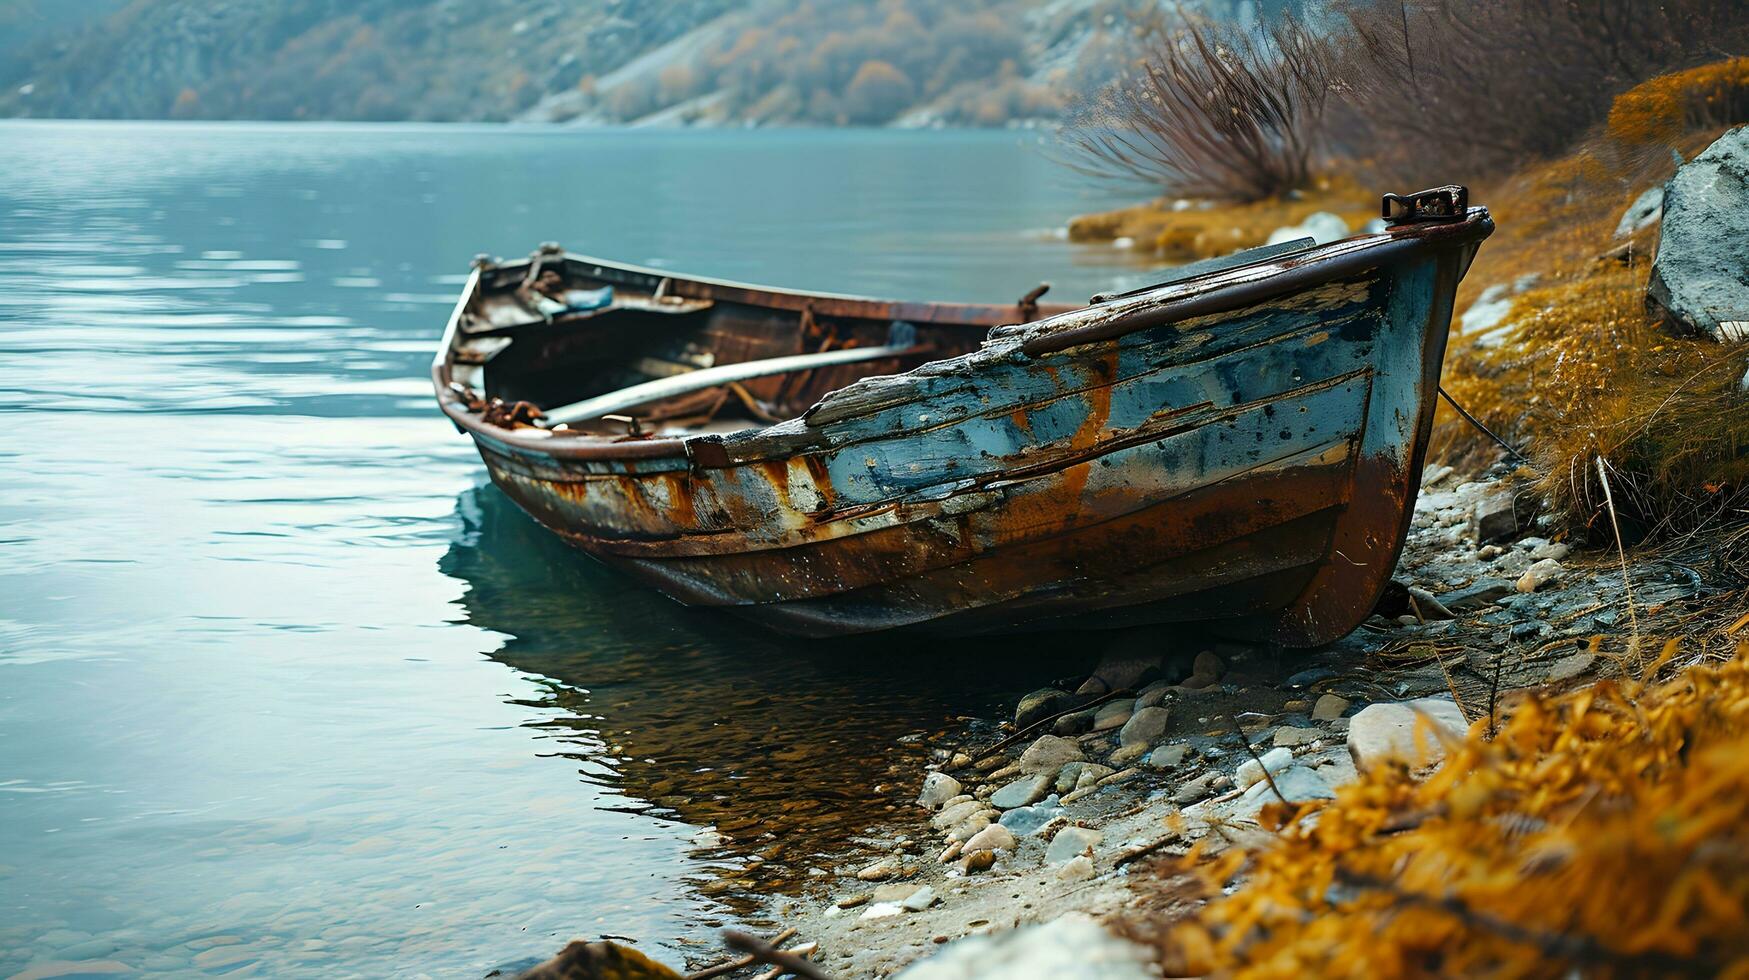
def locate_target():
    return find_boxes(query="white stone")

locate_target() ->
[1615,185,1664,238]
[1517,558,1564,593]
[891,913,1154,980]
[962,823,1016,853]
[902,885,938,912]
[1529,541,1571,562]
[860,901,904,920]
[1145,744,1190,769]
[1056,855,1096,882]
[1347,698,1469,772]
[1045,825,1102,864]
[1266,211,1349,246]
[1238,764,1333,807]
[932,799,985,831]
[917,772,963,811]
[946,811,996,842]
[1235,746,1294,789]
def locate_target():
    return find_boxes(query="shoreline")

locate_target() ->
[720,461,1731,978]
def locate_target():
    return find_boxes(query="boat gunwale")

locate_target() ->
[431,208,1493,466]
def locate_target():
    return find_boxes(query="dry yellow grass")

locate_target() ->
[1432,119,1749,540]
[1067,177,1374,262]
[1140,636,1749,978]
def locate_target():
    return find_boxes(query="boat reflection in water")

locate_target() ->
[439,483,1093,916]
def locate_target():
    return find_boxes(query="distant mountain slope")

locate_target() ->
[0,0,1257,125]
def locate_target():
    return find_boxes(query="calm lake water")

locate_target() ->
[0,122,1152,977]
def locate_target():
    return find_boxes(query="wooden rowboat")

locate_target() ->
[432,187,1492,644]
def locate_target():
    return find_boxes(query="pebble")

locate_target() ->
[950,752,972,768]
[1517,558,1564,593]
[1056,855,1096,882]
[1054,762,1114,793]
[917,772,963,811]
[963,823,1016,853]
[1117,706,1170,746]
[1235,746,1294,789]
[996,796,1063,836]
[1470,490,1521,543]
[901,886,938,912]
[1061,785,1096,804]
[960,850,996,874]
[931,799,984,830]
[1172,775,1217,804]
[1134,681,1172,710]
[1015,687,1074,728]
[1107,743,1148,767]
[1311,693,1351,721]
[1530,540,1571,561]
[937,841,963,863]
[1346,697,1469,773]
[1045,825,1102,864]
[1092,700,1134,732]
[1238,764,1334,807]
[1097,767,1140,788]
[1284,666,1336,689]
[1053,709,1096,735]
[946,811,996,842]
[860,902,904,920]
[989,772,1053,810]
[874,882,925,902]
[1018,735,1083,774]
[1145,744,1190,769]
[1272,725,1321,747]
[857,860,899,881]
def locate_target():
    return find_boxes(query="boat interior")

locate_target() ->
[441,188,1479,443]
[444,249,1077,438]
[443,235,1335,440]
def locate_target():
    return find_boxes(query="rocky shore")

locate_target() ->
[736,457,1725,979]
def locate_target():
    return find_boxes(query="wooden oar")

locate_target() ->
[541,343,921,426]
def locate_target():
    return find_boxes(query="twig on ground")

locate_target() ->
[970,688,1135,762]
[722,931,835,980]
[1228,714,1287,807]
[1115,833,1187,868]
[1596,455,1642,664]
[686,929,799,980]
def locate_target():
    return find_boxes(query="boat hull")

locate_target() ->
[455,218,1486,643]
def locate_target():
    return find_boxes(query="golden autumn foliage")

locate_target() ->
[1149,639,1749,978]
[1065,176,1373,262]
[1608,59,1749,150]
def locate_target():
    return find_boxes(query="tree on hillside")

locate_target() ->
[842,59,914,124]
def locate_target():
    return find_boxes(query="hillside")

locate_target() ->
[0,0,1255,126]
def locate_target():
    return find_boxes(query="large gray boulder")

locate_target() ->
[1648,128,1749,342]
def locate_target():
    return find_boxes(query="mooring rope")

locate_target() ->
[1439,385,1532,464]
